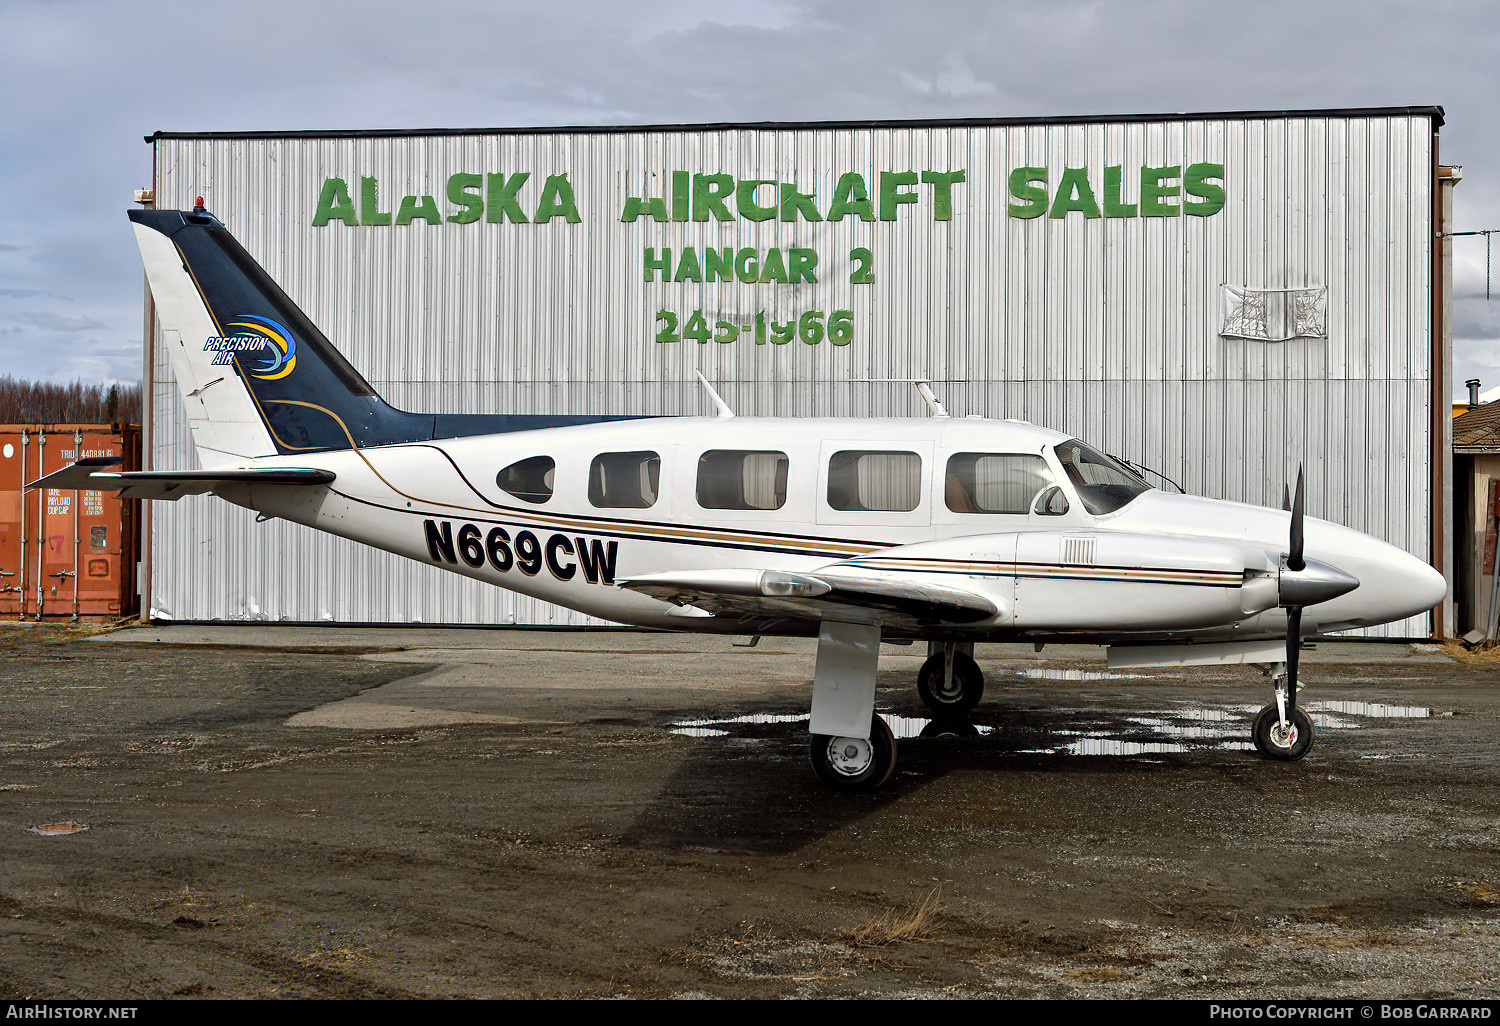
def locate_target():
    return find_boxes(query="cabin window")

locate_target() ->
[945,453,1055,514]
[696,450,788,510]
[589,451,660,509]
[497,455,555,504]
[826,450,922,512]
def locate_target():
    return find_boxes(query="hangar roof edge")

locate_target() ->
[144,106,1446,144]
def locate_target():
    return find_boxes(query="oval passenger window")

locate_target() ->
[497,456,555,504]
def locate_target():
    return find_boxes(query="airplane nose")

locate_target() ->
[1402,551,1449,613]
[1299,522,1447,629]
[1350,541,1448,625]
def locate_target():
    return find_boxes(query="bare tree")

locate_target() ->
[0,377,142,425]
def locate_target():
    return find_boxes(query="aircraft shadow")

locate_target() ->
[617,701,1227,855]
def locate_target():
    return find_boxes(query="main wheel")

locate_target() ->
[917,651,984,715]
[1251,704,1314,761]
[809,714,897,791]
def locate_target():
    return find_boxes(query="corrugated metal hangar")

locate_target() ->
[141,106,1456,637]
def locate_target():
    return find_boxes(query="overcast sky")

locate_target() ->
[1,0,1496,398]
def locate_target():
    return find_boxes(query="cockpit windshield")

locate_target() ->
[1053,439,1152,515]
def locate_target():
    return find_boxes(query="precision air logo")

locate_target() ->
[202,315,298,379]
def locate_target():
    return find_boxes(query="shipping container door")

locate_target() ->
[36,430,73,619]
[71,430,129,617]
[0,429,25,616]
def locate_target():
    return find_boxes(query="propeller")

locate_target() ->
[1284,468,1308,717]
[1288,468,1305,573]
[1279,468,1349,722]
[1240,470,1358,711]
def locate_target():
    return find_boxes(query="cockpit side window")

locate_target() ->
[497,455,555,504]
[1053,439,1151,515]
[589,451,661,509]
[945,453,1055,514]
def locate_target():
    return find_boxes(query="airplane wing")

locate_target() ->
[27,458,335,500]
[617,566,998,629]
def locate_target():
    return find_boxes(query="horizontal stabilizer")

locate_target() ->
[23,455,124,490]
[27,463,335,501]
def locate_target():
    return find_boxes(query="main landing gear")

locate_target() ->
[1251,664,1314,761]
[805,627,987,791]
[806,620,894,792]
[809,714,897,790]
[917,641,984,715]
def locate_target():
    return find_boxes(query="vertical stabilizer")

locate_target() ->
[130,202,647,462]
[132,207,277,466]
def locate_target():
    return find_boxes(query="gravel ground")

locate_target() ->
[0,624,1495,999]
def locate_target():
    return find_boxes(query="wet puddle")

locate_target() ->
[670,712,811,738]
[667,699,1434,756]
[1313,700,1431,719]
[1014,668,1144,681]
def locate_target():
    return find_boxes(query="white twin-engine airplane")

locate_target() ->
[31,201,1447,790]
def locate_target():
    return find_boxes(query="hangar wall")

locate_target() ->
[146,109,1442,636]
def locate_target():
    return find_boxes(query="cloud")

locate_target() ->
[15,310,107,332]
[899,55,998,99]
[0,287,41,298]
[1,0,1498,387]
[46,343,141,385]
[1452,297,1500,342]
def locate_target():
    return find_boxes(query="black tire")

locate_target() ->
[809,714,897,791]
[917,651,985,715]
[1252,704,1314,761]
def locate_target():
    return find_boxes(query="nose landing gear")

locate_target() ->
[1251,665,1314,761]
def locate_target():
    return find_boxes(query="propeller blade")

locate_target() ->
[1288,468,1306,572]
[1283,483,1291,512]
[1285,605,1302,716]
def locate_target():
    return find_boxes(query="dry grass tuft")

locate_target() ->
[1441,641,1500,665]
[848,887,943,948]
[1457,881,1499,906]
[32,617,142,644]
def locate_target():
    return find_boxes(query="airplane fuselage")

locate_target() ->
[215,414,1441,644]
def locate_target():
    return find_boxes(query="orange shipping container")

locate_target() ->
[0,425,140,621]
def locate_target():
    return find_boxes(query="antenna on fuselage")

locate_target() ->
[847,378,951,418]
[913,381,950,419]
[695,371,734,418]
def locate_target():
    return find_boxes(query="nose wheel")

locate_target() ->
[1251,664,1315,761]
[1252,703,1314,760]
[809,714,896,791]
